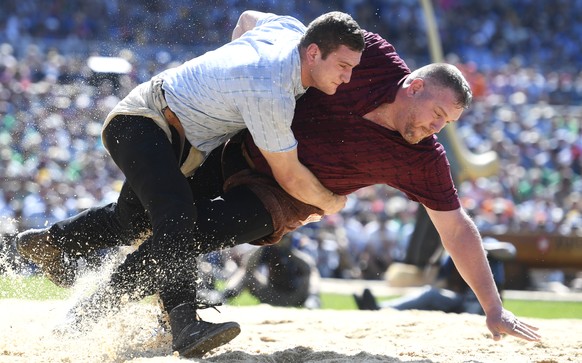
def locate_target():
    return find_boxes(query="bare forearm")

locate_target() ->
[427,208,502,315]
[274,163,345,215]
[442,229,503,316]
[259,146,345,214]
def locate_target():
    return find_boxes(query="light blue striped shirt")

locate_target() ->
[159,14,307,154]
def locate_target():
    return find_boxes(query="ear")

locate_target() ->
[407,78,424,96]
[305,43,320,64]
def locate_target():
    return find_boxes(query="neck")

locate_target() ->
[365,86,407,131]
[364,102,396,131]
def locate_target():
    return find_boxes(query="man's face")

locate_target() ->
[307,44,361,95]
[400,82,464,144]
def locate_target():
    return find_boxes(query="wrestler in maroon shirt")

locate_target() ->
[227,30,540,342]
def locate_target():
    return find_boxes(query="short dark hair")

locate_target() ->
[415,63,473,109]
[299,11,365,59]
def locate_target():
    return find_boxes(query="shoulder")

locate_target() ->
[414,136,451,172]
[360,30,410,73]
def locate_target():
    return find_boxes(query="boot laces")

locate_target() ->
[194,300,223,320]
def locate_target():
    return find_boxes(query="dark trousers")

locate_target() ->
[49,115,273,311]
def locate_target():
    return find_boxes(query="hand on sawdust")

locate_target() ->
[486,308,541,342]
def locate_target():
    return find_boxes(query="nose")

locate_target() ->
[341,69,352,83]
[432,118,447,133]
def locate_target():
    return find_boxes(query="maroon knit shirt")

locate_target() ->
[245,31,460,212]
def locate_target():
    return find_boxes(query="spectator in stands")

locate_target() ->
[218,234,321,309]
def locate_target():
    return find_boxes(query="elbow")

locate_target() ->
[235,10,259,34]
[232,11,251,40]
[238,10,255,23]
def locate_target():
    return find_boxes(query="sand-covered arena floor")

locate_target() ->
[0,297,580,363]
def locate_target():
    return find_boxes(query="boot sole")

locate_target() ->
[178,322,241,358]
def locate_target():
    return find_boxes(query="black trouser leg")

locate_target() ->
[49,181,150,255]
[155,145,275,312]
[108,167,275,311]
[159,184,274,312]
[185,140,275,250]
[101,115,198,298]
[193,185,274,252]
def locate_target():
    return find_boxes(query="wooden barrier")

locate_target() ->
[481,232,582,269]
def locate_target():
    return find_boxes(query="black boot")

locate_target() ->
[353,288,380,310]
[15,228,78,288]
[169,302,241,358]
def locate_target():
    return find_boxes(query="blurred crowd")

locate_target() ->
[1,1,582,287]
